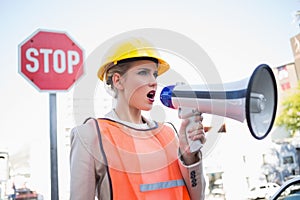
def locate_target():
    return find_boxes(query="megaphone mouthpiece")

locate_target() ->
[160,85,176,109]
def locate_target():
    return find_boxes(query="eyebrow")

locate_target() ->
[137,67,158,73]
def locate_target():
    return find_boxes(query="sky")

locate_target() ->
[0,0,299,198]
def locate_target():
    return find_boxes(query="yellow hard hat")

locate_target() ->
[97,37,170,81]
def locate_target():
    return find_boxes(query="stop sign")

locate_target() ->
[19,29,84,92]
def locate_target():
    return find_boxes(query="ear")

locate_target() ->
[112,73,124,90]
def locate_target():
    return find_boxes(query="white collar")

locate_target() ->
[104,110,156,129]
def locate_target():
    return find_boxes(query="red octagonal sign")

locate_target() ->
[19,29,84,92]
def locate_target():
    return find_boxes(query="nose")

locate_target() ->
[148,75,157,88]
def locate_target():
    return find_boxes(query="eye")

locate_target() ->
[137,69,158,79]
[138,70,148,76]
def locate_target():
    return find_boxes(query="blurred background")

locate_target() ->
[1,0,300,199]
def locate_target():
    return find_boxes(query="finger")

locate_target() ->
[188,128,205,139]
[187,123,204,133]
[193,114,203,122]
[189,128,206,143]
[194,109,203,118]
[191,132,206,144]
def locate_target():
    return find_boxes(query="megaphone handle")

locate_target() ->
[178,107,203,153]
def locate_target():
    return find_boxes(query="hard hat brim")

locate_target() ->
[98,56,170,81]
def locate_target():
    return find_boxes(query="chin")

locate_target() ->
[140,105,153,111]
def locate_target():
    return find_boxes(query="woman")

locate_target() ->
[70,37,206,200]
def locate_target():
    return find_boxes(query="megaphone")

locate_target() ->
[160,64,277,152]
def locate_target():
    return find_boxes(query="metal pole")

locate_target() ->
[49,93,59,200]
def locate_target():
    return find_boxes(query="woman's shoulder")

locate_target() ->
[71,118,99,142]
[70,118,105,164]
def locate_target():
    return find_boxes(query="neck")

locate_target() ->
[114,105,143,124]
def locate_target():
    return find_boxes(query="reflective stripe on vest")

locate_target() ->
[140,179,185,192]
[97,118,190,200]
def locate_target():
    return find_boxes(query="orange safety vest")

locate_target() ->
[97,118,191,200]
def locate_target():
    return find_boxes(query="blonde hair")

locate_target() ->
[104,62,131,98]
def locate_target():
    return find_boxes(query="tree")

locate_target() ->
[275,82,300,136]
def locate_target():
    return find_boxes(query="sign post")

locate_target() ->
[49,93,58,200]
[18,29,84,200]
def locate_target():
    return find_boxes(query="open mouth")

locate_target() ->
[147,90,156,102]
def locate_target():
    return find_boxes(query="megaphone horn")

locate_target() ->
[160,64,277,146]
